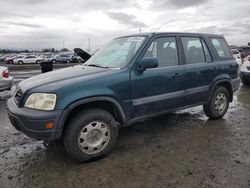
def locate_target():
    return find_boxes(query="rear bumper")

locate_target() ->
[239,70,250,81]
[0,76,13,91]
[7,97,63,141]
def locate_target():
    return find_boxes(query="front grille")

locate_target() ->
[14,90,23,105]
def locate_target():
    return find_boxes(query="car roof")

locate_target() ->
[116,32,223,39]
[240,46,250,49]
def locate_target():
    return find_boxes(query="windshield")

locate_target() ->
[85,36,146,68]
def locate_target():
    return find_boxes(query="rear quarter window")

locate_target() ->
[210,38,232,59]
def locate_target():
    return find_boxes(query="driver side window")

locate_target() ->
[143,37,179,68]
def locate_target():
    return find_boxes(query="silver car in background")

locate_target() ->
[231,49,242,65]
[0,66,13,91]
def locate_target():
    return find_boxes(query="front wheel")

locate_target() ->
[203,86,230,119]
[63,108,118,162]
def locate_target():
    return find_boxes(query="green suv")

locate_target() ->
[7,32,240,162]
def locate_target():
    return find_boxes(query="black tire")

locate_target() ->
[203,86,230,119]
[18,60,23,65]
[66,59,70,63]
[36,60,41,64]
[52,60,56,64]
[241,76,250,86]
[63,108,118,162]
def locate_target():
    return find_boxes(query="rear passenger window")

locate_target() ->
[210,38,232,58]
[143,37,178,68]
[181,37,211,64]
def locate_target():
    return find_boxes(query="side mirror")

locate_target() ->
[138,57,158,72]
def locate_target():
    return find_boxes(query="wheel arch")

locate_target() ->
[209,79,233,102]
[59,96,126,135]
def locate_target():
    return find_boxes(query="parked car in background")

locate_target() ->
[0,66,13,91]
[49,54,73,63]
[0,54,12,63]
[0,55,4,62]
[4,54,20,64]
[73,48,92,63]
[7,32,240,162]
[13,55,42,64]
[231,49,242,65]
[71,54,82,63]
[237,47,245,59]
[240,46,250,58]
[38,53,53,62]
[12,55,25,64]
[4,56,15,64]
[240,55,250,85]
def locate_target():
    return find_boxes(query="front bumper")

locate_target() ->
[7,97,63,141]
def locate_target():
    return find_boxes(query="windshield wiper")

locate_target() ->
[85,64,108,68]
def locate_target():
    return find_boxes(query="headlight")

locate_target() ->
[24,93,57,111]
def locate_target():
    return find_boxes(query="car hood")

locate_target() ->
[74,48,91,60]
[19,65,115,92]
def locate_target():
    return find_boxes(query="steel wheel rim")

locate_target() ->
[78,121,110,154]
[214,92,227,114]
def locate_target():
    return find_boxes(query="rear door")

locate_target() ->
[181,36,220,105]
[130,35,185,118]
[210,37,238,79]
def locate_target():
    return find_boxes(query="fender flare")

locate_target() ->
[57,96,127,130]
[208,78,233,102]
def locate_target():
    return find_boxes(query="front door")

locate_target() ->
[130,36,185,118]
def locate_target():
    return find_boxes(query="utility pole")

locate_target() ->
[88,38,91,52]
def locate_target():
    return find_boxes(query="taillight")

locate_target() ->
[2,69,9,78]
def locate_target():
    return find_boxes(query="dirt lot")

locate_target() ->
[0,86,250,188]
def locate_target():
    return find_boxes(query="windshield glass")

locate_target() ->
[85,36,146,68]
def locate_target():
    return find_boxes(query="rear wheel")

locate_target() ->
[203,86,230,119]
[36,60,41,64]
[18,60,23,65]
[63,108,118,162]
[66,59,70,63]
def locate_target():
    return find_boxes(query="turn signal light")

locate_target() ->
[45,122,54,129]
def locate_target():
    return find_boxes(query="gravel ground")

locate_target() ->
[0,67,250,188]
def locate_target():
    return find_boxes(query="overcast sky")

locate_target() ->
[0,0,249,51]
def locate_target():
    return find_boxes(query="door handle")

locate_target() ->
[172,72,180,78]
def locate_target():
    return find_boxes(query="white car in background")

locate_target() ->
[240,55,250,86]
[13,55,42,64]
[0,66,13,91]
[231,49,242,65]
